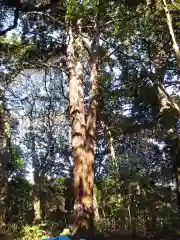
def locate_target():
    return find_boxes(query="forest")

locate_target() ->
[0,0,180,239]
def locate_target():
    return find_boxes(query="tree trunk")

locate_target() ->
[158,84,180,216]
[127,203,132,233]
[66,18,99,237]
[0,100,9,235]
[29,118,42,223]
[93,188,100,221]
[66,22,87,236]
[169,138,180,213]
[150,203,157,232]
[33,167,42,224]
[101,120,118,170]
[162,0,180,70]
[175,165,180,211]
[34,195,41,223]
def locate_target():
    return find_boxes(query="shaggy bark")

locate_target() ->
[66,18,99,237]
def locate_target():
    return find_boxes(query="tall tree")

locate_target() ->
[66,13,99,235]
[1,0,180,237]
[0,89,10,235]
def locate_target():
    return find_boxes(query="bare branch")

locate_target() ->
[0,0,65,36]
[0,8,19,36]
[2,0,64,13]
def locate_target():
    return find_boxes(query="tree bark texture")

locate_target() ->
[66,20,99,237]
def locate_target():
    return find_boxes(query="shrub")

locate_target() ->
[9,225,51,240]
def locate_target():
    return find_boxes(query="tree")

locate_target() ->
[0,85,16,235]
[0,90,9,234]
[66,14,99,236]
[1,0,180,238]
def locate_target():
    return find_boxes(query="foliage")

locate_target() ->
[0,0,180,238]
[9,225,49,240]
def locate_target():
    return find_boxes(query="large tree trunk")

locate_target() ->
[81,52,98,235]
[66,18,99,237]
[0,100,9,235]
[66,22,87,235]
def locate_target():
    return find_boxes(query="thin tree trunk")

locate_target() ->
[175,165,180,211]
[168,143,180,214]
[162,0,180,70]
[0,100,9,235]
[34,195,41,223]
[158,84,180,215]
[101,121,117,169]
[150,203,156,232]
[169,139,180,213]
[93,191,100,220]
[128,203,132,233]
[29,117,42,223]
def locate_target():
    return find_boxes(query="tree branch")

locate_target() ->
[0,8,19,36]
[158,82,180,112]
[2,0,64,12]
[0,0,65,36]
[162,0,180,70]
